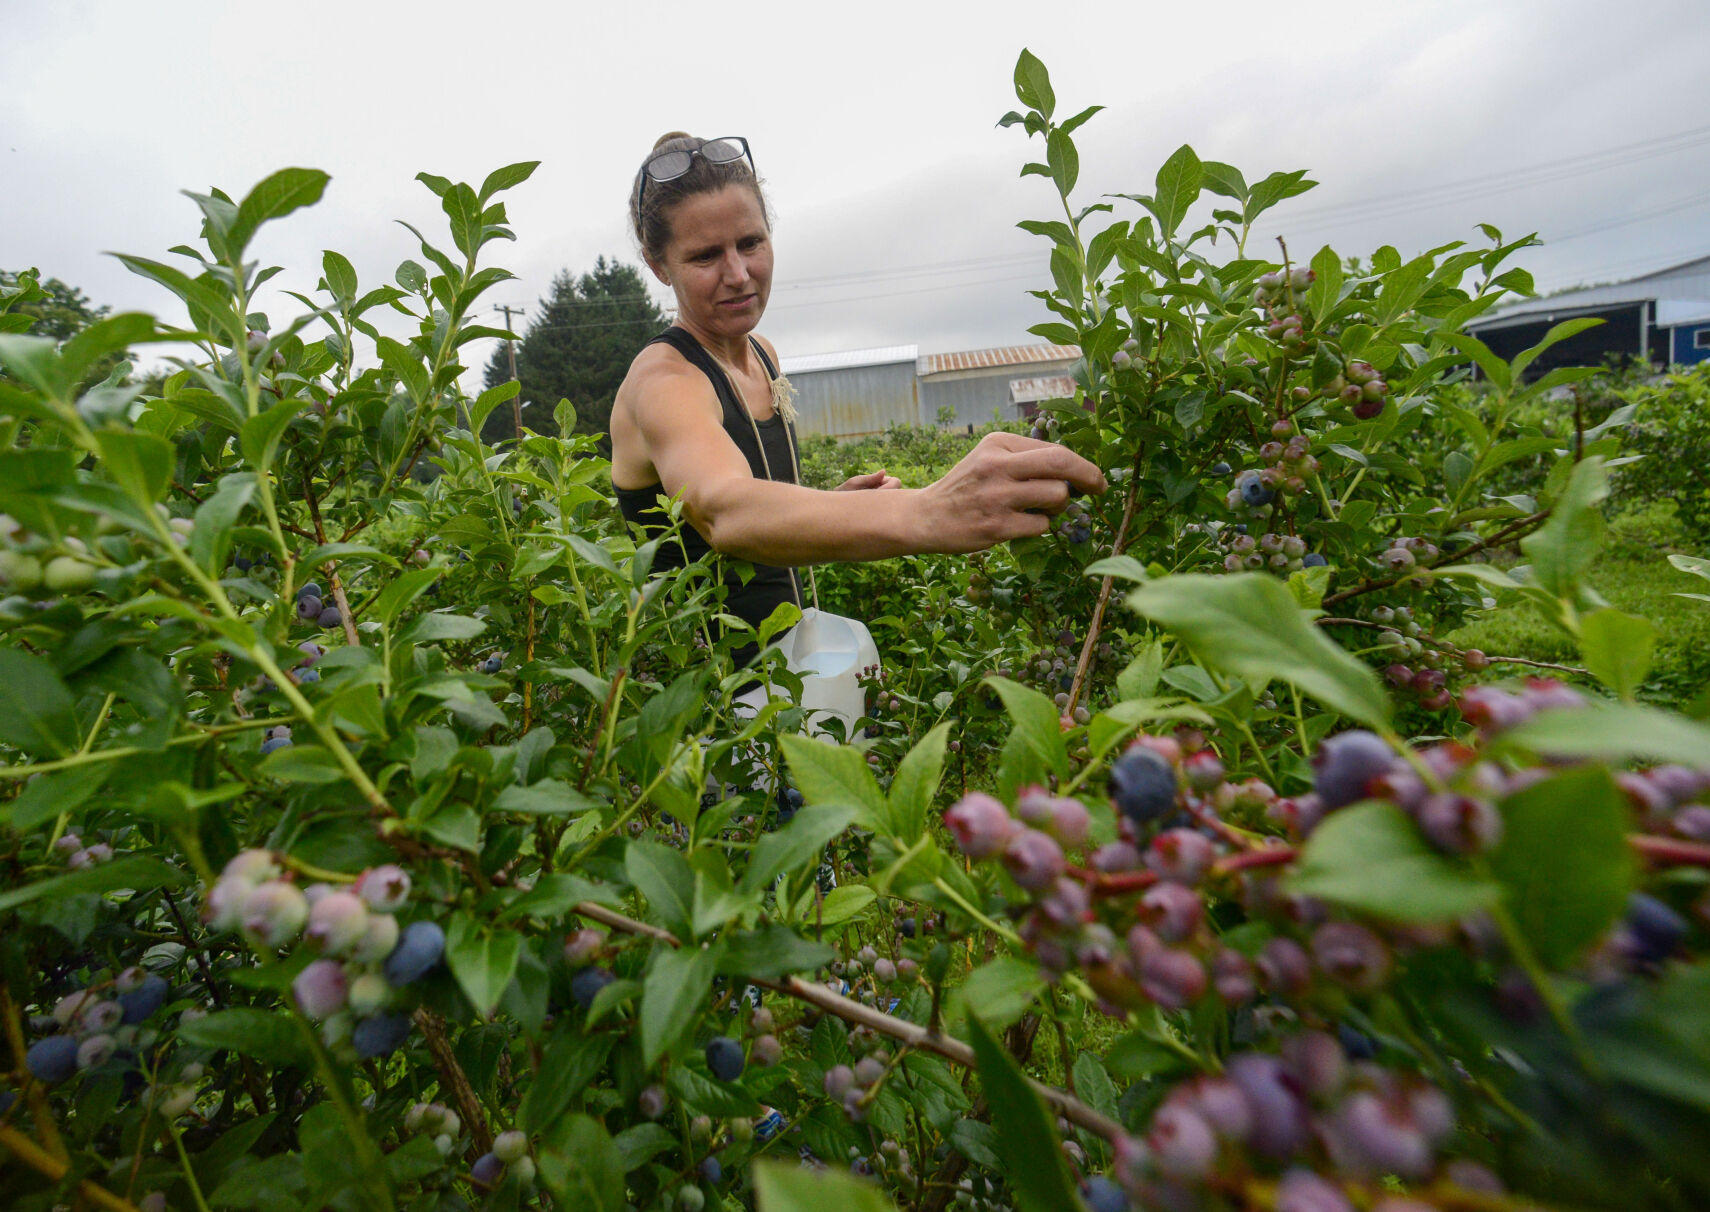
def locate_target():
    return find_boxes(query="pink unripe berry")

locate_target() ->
[53,834,82,856]
[1047,797,1091,847]
[1139,881,1205,942]
[240,881,309,948]
[1138,947,1207,1010]
[873,957,897,984]
[751,1033,782,1067]
[356,864,411,912]
[1002,828,1065,891]
[1148,1103,1217,1181]
[824,1064,855,1099]
[946,792,1018,859]
[853,1056,886,1087]
[305,892,369,956]
[293,959,349,1019]
[1182,750,1223,791]
[1212,948,1256,1004]
[1257,936,1312,998]
[1091,841,1143,873]
[1146,829,1216,884]
[563,928,605,967]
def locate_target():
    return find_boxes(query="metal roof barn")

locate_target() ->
[1467,254,1710,375]
[778,345,920,438]
[917,343,1082,429]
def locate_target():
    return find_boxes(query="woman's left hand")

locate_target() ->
[835,470,902,491]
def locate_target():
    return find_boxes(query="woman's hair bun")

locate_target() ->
[653,131,693,151]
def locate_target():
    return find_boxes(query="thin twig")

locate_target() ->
[413,1007,491,1158]
[1065,459,1147,717]
[1320,511,1548,608]
[0,1124,142,1211]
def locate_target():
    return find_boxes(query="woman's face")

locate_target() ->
[649,184,773,341]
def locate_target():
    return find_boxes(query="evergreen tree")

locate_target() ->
[482,258,668,447]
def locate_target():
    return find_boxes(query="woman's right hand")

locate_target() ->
[915,432,1108,554]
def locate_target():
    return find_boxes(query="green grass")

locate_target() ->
[1447,502,1710,708]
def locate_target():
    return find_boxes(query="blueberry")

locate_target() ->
[899,917,916,939]
[1302,552,1328,568]
[698,1155,723,1184]
[470,1151,504,1188]
[1081,1176,1129,1212]
[1311,730,1396,811]
[234,555,252,571]
[298,582,322,601]
[295,594,322,621]
[26,1035,79,1084]
[317,606,342,629]
[383,920,446,987]
[1337,1023,1378,1061]
[570,966,616,1010]
[1109,746,1179,828]
[1210,462,1231,476]
[1240,475,1276,507]
[352,1012,412,1059]
[705,1035,744,1082]
[118,975,168,1025]
[296,668,320,685]
[1625,893,1686,964]
[482,655,502,674]
[258,736,292,756]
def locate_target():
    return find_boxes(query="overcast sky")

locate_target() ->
[5,0,1709,379]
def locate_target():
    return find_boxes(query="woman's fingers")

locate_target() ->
[1002,442,1107,495]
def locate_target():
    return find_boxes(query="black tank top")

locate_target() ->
[614,327,802,640]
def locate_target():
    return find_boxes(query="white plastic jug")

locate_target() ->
[735,607,880,741]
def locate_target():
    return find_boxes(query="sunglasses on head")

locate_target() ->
[636,137,754,213]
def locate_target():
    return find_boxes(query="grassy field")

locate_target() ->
[1447,502,1710,709]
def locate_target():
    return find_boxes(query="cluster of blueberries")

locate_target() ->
[24,966,172,1087]
[294,580,342,630]
[202,851,443,1059]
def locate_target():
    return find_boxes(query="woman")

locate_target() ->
[610,132,1106,641]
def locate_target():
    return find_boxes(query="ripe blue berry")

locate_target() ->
[482,654,502,674]
[383,919,446,987]
[1109,746,1179,828]
[698,1155,723,1184]
[1081,1175,1129,1212]
[118,975,169,1024]
[570,966,615,1010]
[317,606,341,629]
[705,1035,744,1082]
[1238,472,1276,507]
[352,1012,412,1059]
[1302,552,1328,568]
[26,1035,79,1084]
[1311,730,1395,810]
[1226,1052,1310,1159]
[295,594,322,621]
[298,582,322,601]
[470,1151,504,1188]
[1624,893,1686,964]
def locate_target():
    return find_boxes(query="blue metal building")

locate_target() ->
[1466,254,1710,377]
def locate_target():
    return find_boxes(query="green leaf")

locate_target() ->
[522,1029,613,1133]
[813,883,877,928]
[625,841,694,939]
[1307,244,1343,323]
[1289,801,1500,922]
[888,721,951,843]
[445,913,523,1019]
[258,744,346,784]
[948,958,1046,1032]
[640,943,718,1067]
[1579,608,1657,701]
[1441,332,1511,392]
[742,802,860,894]
[94,428,173,504]
[228,168,330,260]
[192,472,256,575]
[370,567,442,626]
[1012,49,1055,118]
[321,250,357,301]
[667,1064,760,1117]
[755,1160,901,1212]
[1512,316,1604,381]
[1151,144,1203,240]
[1124,573,1390,729]
[238,397,308,470]
[1521,455,1607,599]
[779,734,888,833]
[1500,702,1710,768]
[718,924,835,979]
[479,161,541,202]
[1,763,106,833]
[396,612,485,644]
[965,1014,1078,1212]
[0,854,191,914]
[986,675,1070,792]
[537,1114,624,1212]
[1072,1053,1120,1123]
[1490,766,1635,969]
[498,873,621,923]
[493,779,598,817]
[0,649,79,756]
[178,1007,311,1066]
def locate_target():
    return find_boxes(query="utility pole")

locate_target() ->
[495,304,526,444]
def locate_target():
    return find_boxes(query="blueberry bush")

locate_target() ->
[4,48,1710,1212]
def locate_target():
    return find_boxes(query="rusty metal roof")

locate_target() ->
[917,343,1080,376]
[1008,375,1078,405]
